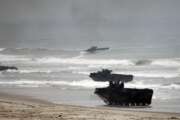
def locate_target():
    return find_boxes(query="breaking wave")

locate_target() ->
[1,48,180,68]
[36,57,134,66]
[0,48,5,52]
[126,82,180,90]
[0,54,30,62]
[6,69,54,74]
[116,71,180,79]
[151,59,180,67]
[74,70,179,79]
[0,79,180,90]
[4,68,179,79]
[0,48,64,52]
[0,79,108,88]
[134,58,180,67]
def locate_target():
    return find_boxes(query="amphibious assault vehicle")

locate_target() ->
[85,46,109,53]
[90,69,153,106]
[0,65,18,71]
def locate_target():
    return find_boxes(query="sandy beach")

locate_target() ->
[1,0,180,119]
[0,92,180,120]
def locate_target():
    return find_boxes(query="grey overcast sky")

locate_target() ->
[0,0,180,49]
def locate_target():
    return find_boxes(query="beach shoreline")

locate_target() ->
[0,92,180,120]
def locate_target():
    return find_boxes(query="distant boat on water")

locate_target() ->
[85,46,109,53]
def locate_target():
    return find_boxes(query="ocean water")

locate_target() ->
[0,48,180,113]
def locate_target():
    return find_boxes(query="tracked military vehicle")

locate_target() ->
[85,46,109,53]
[90,69,153,106]
[0,65,18,71]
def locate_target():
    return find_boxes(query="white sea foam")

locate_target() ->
[36,57,134,66]
[160,84,180,89]
[136,72,178,78]
[116,70,179,78]
[72,51,86,59]
[35,57,180,68]
[0,79,180,90]
[126,82,180,90]
[18,69,53,74]
[6,69,65,74]
[6,68,179,79]
[0,48,5,51]
[73,69,179,78]
[73,71,90,75]
[135,73,179,78]
[0,54,30,62]
[5,66,87,74]
[151,59,180,67]
[126,82,161,89]
[0,79,108,88]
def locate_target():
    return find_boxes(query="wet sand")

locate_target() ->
[0,92,180,120]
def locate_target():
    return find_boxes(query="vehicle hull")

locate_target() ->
[95,87,153,106]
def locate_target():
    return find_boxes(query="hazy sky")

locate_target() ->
[0,0,180,49]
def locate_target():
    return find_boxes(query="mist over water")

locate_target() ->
[0,0,180,113]
[0,0,180,51]
[0,48,180,101]
[0,47,180,112]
